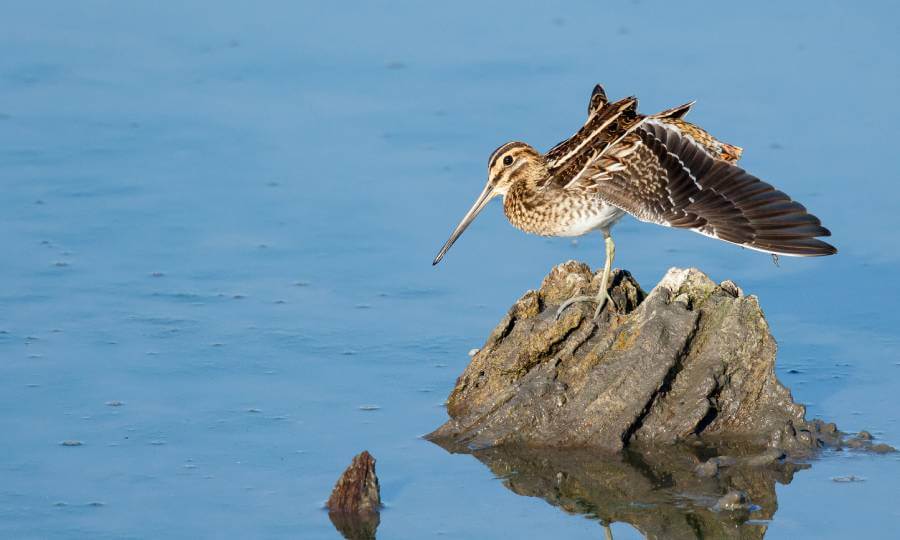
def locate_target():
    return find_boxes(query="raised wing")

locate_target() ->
[659,116,743,164]
[651,99,743,163]
[542,92,644,189]
[588,119,836,256]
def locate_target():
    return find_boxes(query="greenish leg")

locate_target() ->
[593,234,617,319]
[555,233,617,320]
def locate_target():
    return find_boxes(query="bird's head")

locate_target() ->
[433,142,545,265]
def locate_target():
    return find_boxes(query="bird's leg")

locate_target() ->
[603,522,614,540]
[593,234,617,319]
[555,233,617,320]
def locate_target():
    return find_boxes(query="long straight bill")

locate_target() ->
[433,183,495,265]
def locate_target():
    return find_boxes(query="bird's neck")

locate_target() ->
[503,177,549,235]
[500,156,553,233]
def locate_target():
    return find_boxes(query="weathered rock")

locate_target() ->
[327,451,381,540]
[428,263,869,455]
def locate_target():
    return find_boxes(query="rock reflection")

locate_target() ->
[328,511,380,540]
[438,442,808,539]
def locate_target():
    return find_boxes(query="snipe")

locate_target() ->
[434,85,836,319]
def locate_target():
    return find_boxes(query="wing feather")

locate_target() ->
[543,96,643,189]
[589,120,836,257]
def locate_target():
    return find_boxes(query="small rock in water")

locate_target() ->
[358,405,380,411]
[870,443,895,454]
[327,451,381,539]
[843,430,896,453]
[845,437,864,448]
[60,440,83,447]
[327,450,381,512]
[832,475,866,483]
[467,348,480,357]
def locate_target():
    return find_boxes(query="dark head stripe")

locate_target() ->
[488,141,530,169]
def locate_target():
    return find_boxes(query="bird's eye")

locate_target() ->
[503,155,514,166]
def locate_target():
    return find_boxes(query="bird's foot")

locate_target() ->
[555,291,617,321]
[593,291,617,320]
[555,295,593,320]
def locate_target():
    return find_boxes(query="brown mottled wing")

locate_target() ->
[662,118,743,163]
[542,96,643,189]
[592,120,836,256]
[653,101,743,163]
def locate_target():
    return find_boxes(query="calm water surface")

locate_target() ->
[1,1,898,538]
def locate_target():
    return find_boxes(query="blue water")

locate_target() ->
[1,1,898,538]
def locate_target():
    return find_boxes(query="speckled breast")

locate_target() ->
[503,186,625,237]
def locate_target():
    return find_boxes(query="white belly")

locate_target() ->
[554,204,626,237]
